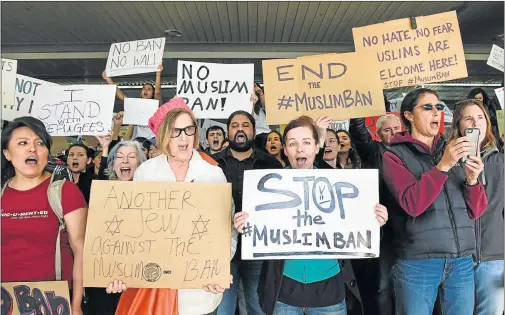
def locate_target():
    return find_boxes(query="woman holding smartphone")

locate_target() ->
[448,99,504,315]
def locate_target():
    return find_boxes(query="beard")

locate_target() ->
[229,131,254,152]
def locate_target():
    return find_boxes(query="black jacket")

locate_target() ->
[212,147,282,176]
[349,118,388,170]
[258,260,363,315]
[476,147,504,262]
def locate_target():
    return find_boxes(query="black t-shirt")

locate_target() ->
[278,272,346,308]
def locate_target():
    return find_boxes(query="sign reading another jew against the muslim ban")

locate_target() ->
[2,58,17,114]
[1,281,71,315]
[352,11,468,89]
[262,52,385,125]
[2,75,58,121]
[105,37,166,77]
[241,169,380,260]
[177,61,254,119]
[83,180,232,289]
[32,85,116,136]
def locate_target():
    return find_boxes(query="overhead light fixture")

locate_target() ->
[164,29,182,39]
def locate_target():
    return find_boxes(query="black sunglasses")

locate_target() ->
[171,125,197,138]
[414,104,445,111]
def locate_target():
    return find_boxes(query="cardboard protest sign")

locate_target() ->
[353,11,468,89]
[83,180,232,289]
[123,98,159,126]
[263,52,385,125]
[177,61,254,119]
[1,281,71,315]
[32,85,116,136]
[241,169,380,259]
[2,75,58,121]
[199,119,228,149]
[495,87,504,109]
[105,37,166,77]
[487,44,504,72]
[497,110,504,141]
[2,59,17,116]
[365,111,444,141]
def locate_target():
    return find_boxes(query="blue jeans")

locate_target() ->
[474,260,504,315]
[273,300,347,315]
[217,260,264,315]
[393,256,474,315]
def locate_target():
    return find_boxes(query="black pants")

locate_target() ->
[83,288,121,315]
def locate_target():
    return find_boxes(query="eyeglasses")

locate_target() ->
[414,104,445,111]
[171,125,197,138]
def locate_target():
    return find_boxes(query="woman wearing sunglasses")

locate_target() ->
[381,88,488,315]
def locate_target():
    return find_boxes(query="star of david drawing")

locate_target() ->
[191,215,210,240]
[105,215,123,236]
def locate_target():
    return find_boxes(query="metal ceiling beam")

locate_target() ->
[1,43,492,61]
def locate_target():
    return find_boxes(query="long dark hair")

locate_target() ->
[264,130,289,165]
[142,83,156,99]
[1,117,52,185]
[253,82,264,115]
[336,129,362,169]
[467,88,490,106]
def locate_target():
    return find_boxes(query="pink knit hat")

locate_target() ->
[148,97,192,136]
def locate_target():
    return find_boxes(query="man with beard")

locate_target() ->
[205,125,226,155]
[212,110,282,315]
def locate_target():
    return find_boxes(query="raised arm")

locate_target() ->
[155,63,163,105]
[102,71,125,101]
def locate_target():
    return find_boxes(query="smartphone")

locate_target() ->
[461,128,480,163]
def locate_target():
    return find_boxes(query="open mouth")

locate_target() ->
[269,145,277,151]
[72,162,80,168]
[324,148,332,153]
[178,144,189,152]
[295,157,307,166]
[430,121,439,129]
[212,140,219,146]
[235,133,247,143]
[25,156,37,165]
[120,167,131,175]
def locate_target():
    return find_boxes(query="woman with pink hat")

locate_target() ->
[106,97,237,315]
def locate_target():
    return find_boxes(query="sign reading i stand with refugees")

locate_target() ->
[487,44,504,72]
[2,75,58,121]
[83,180,232,289]
[262,52,385,125]
[2,58,17,115]
[176,61,254,119]
[1,281,71,315]
[105,37,166,77]
[32,85,116,136]
[352,11,468,89]
[241,169,380,260]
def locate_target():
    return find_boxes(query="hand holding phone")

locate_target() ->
[461,128,480,163]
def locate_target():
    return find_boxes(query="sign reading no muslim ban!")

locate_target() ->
[1,281,71,315]
[32,85,116,136]
[176,61,255,119]
[487,45,504,72]
[2,58,17,114]
[123,98,160,126]
[262,52,385,125]
[83,180,232,289]
[105,37,166,77]
[2,75,58,122]
[352,11,468,89]
[241,169,380,260]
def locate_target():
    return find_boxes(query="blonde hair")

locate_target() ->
[376,114,401,132]
[156,108,199,156]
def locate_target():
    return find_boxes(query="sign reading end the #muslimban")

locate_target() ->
[241,169,380,260]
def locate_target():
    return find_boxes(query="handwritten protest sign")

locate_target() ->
[487,45,504,72]
[263,52,385,125]
[123,98,159,126]
[32,85,116,136]
[241,169,380,259]
[353,11,468,89]
[105,37,165,77]
[495,87,504,109]
[177,61,254,119]
[2,75,58,121]
[330,120,350,131]
[497,110,504,141]
[2,58,17,116]
[83,180,232,288]
[1,281,70,315]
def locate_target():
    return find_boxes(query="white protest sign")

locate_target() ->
[177,61,254,119]
[105,37,166,77]
[487,45,504,72]
[199,119,227,149]
[495,87,504,109]
[123,98,159,126]
[2,58,17,114]
[32,85,116,136]
[242,169,380,260]
[2,75,58,121]
[330,120,350,131]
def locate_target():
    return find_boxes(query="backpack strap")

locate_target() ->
[1,179,10,197]
[47,172,66,281]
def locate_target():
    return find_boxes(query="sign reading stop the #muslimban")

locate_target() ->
[241,169,380,260]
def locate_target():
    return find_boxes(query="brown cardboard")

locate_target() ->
[262,52,385,125]
[1,281,71,315]
[353,11,468,89]
[83,180,232,289]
